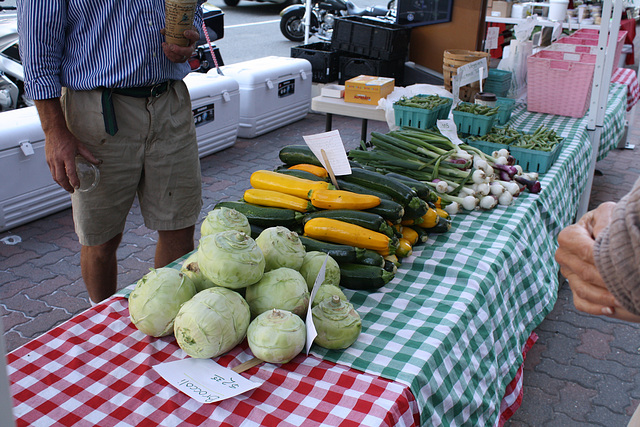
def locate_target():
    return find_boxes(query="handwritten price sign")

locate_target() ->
[154,358,261,403]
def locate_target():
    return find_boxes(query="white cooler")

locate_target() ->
[218,56,312,138]
[184,72,240,158]
[0,73,240,232]
[0,106,71,232]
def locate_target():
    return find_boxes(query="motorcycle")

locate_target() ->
[279,0,393,43]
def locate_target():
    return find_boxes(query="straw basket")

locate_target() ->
[443,50,490,102]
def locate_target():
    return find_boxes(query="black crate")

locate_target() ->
[338,54,405,86]
[330,16,411,61]
[291,42,340,83]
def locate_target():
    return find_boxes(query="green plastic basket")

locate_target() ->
[464,137,565,173]
[495,97,516,125]
[393,96,453,130]
[452,103,496,136]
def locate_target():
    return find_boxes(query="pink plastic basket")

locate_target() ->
[527,50,596,118]
[546,41,597,55]
[561,30,627,67]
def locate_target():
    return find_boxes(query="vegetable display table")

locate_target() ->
[611,67,640,112]
[6,84,627,426]
[311,95,388,143]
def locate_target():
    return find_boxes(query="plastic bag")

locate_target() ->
[377,84,454,131]
[498,39,533,101]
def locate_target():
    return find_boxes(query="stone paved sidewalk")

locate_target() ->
[2,78,640,427]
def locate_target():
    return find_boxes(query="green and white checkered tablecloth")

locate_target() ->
[310,84,627,426]
[508,83,627,161]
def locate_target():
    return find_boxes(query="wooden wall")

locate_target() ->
[409,0,488,73]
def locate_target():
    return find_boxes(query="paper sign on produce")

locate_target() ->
[437,120,464,146]
[305,254,328,355]
[485,27,499,51]
[455,58,489,88]
[303,130,352,176]
[154,358,261,403]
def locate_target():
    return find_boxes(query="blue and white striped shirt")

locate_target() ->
[17,0,204,100]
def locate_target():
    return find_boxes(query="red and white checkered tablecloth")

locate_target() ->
[611,67,640,111]
[7,295,534,426]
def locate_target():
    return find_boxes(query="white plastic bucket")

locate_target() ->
[549,0,569,21]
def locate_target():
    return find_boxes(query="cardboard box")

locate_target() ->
[344,75,395,105]
[321,84,345,98]
[490,1,512,17]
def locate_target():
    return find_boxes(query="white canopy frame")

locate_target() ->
[577,0,624,217]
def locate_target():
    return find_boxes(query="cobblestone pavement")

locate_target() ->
[3,80,640,426]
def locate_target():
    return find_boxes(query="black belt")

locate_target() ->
[101,81,172,136]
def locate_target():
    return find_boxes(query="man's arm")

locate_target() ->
[34,98,99,192]
[594,177,640,316]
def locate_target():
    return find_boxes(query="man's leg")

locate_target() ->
[81,233,122,303]
[155,225,195,268]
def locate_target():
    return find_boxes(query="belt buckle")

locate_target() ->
[150,82,166,98]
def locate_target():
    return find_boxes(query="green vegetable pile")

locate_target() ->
[394,95,451,110]
[467,125,563,152]
[454,102,499,116]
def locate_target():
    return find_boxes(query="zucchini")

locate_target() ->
[335,179,393,201]
[299,235,365,264]
[383,172,436,203]
[338,263,395,291]
[421,215,452,233]
[249,223,265,239]
[410,225,430,243]
[402,197,429,220]
[364,198,405,224]
[303,209,395,238]
[214,201,304,229]
[358,249,386,267]
[340,168,418,205]
[383,258,398,272]
[279,145,322,167]
[275,168,327,182]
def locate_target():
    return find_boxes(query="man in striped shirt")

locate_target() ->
[17,1,206,304]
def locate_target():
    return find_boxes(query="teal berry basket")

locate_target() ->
[452,103,496,136]
[393,95,453,130]
[464,137,565,174]
[495,97,516,125]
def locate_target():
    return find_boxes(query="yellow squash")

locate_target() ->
[309,189,380,210]
[418,207,440,229]
[288,163,329,178]
[304,217,396,255]
[250,169,330,199]
[400,227,419,246]
[435,207,450,219]
[243,188,314,213]
[396,238,413,258]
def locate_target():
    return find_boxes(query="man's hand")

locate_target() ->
[556,219,617,315]
[34,98,99,193]
[555,202,640,322]
[161,27,199,63]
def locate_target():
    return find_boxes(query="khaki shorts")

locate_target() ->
[62,80,202,246]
